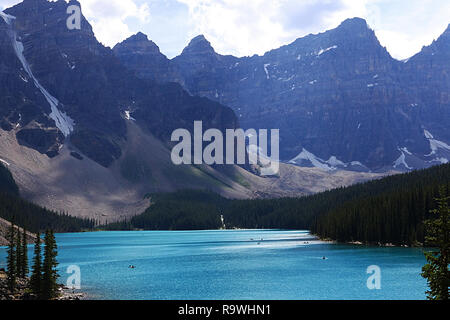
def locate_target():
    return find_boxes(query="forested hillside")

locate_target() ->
[105,191,225,230]
[105,164,450,246]
[311,165,450,245]
[0,163,95,234]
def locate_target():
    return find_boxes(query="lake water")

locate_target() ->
[0,230,429,300]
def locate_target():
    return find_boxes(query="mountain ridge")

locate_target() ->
[114,17,450,172]
[0,1,440,221]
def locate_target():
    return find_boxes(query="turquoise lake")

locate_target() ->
[0,230,429,300]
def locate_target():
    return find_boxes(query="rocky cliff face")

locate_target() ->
[113,32,181,84]
[1,0,237,167]
[115,18,450,172]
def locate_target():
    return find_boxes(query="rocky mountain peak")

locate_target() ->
[114,32,162,56]
[339,17,369,29]
[5,0,94,37]
[334,17,378,40]
[132,31,150,41]
[181,35,215,56]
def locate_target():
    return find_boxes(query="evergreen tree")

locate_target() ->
[21,227,29,278]
[6,221,16,293]
[422,187,450,300]
[29,233,42,298]
[41,230,59,299]
[15,226,22,278]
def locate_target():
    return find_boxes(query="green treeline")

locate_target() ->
[106,164,450,246]
[105,191,225,230]
[311,164,449,245]
[0,163,95,233]
[6,222,60,300]
[0,193,95,233]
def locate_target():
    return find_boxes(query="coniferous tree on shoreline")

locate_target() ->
[29,233,42,298]
[6,221,16,293]
[29,230,59,300]
[20,227,29,278]
[15,226,22,280]
[422,188,450,300]
[41,230,59,300]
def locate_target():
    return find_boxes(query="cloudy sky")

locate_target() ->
[2,0,449,60]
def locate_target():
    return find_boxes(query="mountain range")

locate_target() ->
[115,16,450,172]
[1,0,448,221]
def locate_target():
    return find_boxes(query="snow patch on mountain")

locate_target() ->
[263,64,270,79]
[289,149,341,171]
[326,156,346,168]
[124,110,136,121]
[424,130,450,156]
[0,11,15,25]
[0,158,10,166]
[430,157,449,164]
[289,148,331,170]
[4,15,74,137]
[393,148,412,170]
[288,149,370,172]
[400,147,412,155]
[317,45,337,56]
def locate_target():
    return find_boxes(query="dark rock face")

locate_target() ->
[172,35,240,97]
[113,32,180,84]
[16,127,64,158]
[0,7,62,156]
[401,24,450,141]
[1,0,237,167]
[115,18,450,172]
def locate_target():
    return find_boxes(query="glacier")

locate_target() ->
[2,11,74,137]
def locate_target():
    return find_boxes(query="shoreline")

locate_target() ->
[0,271,87,300]
[61,229,426,248]
[58,285,87,301]
[316,236,424,248]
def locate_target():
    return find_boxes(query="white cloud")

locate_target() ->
[174,0,370,57]
[363,0,450,59]
[1,0,21,11]
[77,0,150,47]
[3,0,150,48]
[174,0,449,59]
[2,0,449,59]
